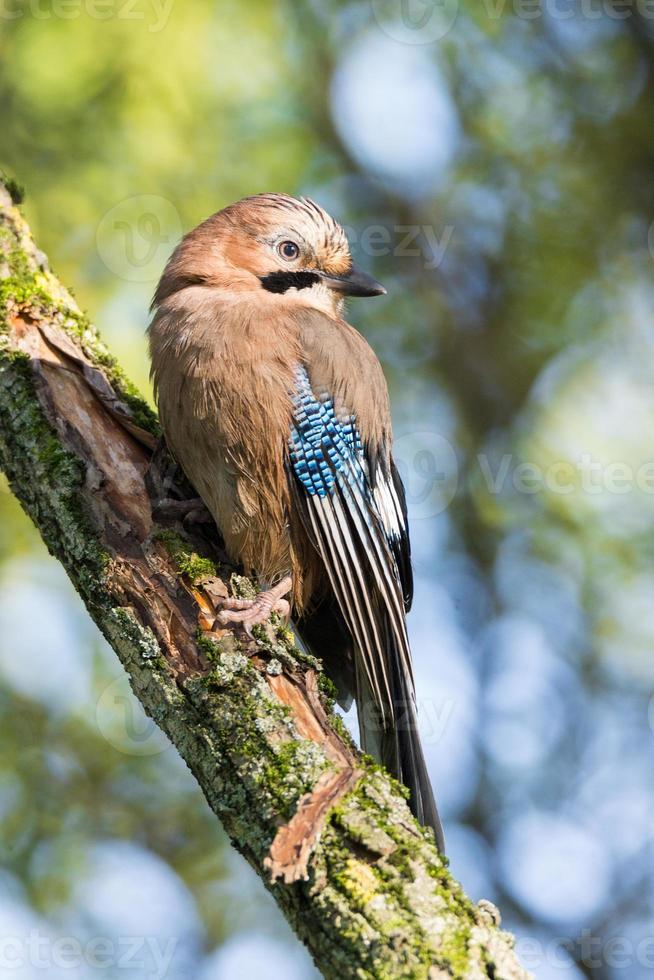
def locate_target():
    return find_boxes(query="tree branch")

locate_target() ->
[0,180,529,980]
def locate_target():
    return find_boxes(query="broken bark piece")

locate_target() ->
[265,766,364,884]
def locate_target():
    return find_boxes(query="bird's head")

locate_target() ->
[152,193,386,316]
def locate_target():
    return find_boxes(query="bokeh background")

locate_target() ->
[1,2,654,977]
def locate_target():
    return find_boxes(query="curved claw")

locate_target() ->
[214,577,292,636]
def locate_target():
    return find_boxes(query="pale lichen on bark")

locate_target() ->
[0,179,530,980]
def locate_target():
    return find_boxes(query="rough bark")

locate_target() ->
[0,179,530,980]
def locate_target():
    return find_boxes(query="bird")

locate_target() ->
[148,193,444,849]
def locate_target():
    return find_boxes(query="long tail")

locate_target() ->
[292,481,445,847]
[355,633,444,851]
[299,599,444,847]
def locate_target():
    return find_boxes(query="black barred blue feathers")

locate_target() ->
[289,366,364,498]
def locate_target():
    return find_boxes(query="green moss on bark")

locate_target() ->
[0,195,158,440]
[154,528,217,582]
[0,349,109,605]
[0,172,25,205]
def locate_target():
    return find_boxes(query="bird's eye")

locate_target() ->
[278,240,300,261]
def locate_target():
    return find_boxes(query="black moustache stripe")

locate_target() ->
[259,271,321,294]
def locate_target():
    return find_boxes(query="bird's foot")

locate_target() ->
[147,437,214,526]
[153,496,213,525]
[215,576,292,636]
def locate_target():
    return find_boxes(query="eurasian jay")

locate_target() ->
[149,193,443,848]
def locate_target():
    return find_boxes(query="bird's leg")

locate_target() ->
[215,576,292,635]
[152,496,213,525]
[147,437,214,526]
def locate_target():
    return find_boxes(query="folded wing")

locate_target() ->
[288,365,443,845]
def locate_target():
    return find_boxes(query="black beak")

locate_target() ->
[319,265,386,297]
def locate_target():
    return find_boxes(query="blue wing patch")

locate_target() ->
[288,364,410,608]
[289,366,365,498]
